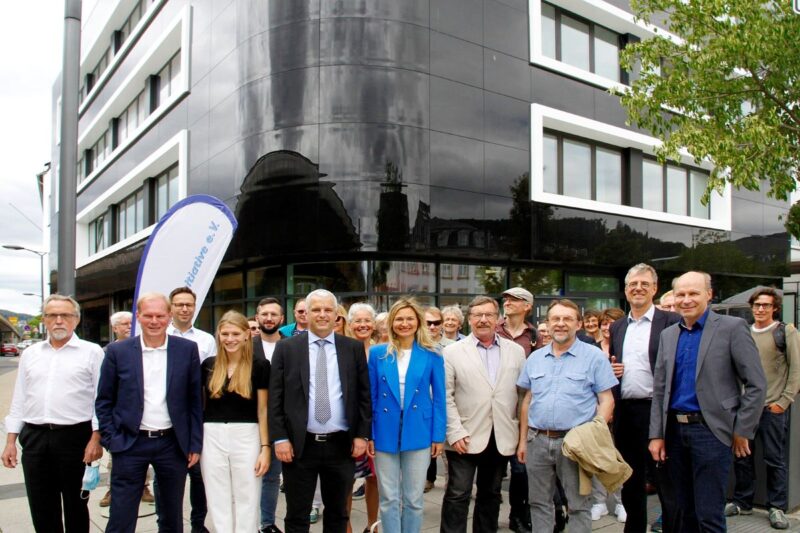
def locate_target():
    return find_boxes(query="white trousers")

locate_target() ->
[201,422,262,533]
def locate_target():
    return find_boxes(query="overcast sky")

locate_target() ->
[0,2,62,315]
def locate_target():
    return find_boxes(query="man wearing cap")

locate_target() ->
[496,287,537,533]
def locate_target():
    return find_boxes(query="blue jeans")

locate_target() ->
[261,447,282,527]
[665,419,731,533]
[732,408,789,511]
[374,448,430,533]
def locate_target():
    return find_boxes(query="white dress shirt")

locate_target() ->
[307,332,348,434]
[140,336,172,430]
[476,336,501,386]
[621,305,655,399]
[5,334,104,433]
[398,348,412,406]
[167,324,216,362]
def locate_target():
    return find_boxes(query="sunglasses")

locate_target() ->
[426,320,442,326]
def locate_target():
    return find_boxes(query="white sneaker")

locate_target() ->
[615,504,627,523]
[591,503,609,521]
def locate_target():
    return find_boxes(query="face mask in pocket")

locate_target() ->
[80,463,100,500]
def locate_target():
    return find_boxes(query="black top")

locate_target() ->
[202,356,270,423]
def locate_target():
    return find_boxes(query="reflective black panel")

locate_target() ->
[320,19,429,72]
[430,132,483,192]
[322,0,430,26]
[430,77,483,140]
[484,143,529,198]
[484,92,529,150]
[484,0,528,59]
[484,49,531,101]
[430,32,483,88]
[239,21,320,83]
[430,0,483,44]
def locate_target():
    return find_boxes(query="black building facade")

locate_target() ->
[52,0,789,342]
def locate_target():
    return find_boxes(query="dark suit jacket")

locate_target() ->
[268,331,371,459]
[96,335,203,456]
[252,333,285,362]
[650,310,766,447]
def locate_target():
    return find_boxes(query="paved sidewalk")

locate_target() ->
[0,355,797,532]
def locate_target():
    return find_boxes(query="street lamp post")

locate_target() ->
[2,244,47,319]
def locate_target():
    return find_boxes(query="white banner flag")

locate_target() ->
[132,195,237,334]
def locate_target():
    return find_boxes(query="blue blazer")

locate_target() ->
[96,335,204,456]
[368,342,446,453]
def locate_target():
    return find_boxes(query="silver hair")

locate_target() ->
[305,289,337,308]
[441,305,464,323]
[348,302,376,322]
[110,311,132,326]
[624,263,658,285]
[43,294,81,319]
[136,292,171,312]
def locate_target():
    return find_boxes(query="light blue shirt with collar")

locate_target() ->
[307,331,348,434]
[518,338,618,430]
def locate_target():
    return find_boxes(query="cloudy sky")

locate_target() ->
[0,3,62,315]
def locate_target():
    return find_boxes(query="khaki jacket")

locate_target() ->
[562,416,632,495]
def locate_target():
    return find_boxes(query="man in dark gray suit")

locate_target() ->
[649,271,766,533]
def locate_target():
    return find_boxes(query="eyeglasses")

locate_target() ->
[626,281,652,289]
[336,316,345,322]
[172,303,194,309]
[249,326,259,331]
[751,303,774,309]
[470,312,498,320]
[426,320,442,326]
[295,310,307,314]
[43,313,78,321]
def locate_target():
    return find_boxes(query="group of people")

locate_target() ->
[2,263,798,533]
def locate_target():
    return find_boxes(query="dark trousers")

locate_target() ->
[441,433,508,533]
[732,407,789,511]
[19,421,92,533]
[153,458,207,528]
[665,418,731,533]
[427,456,437,483]
[107,432,188,533]
[615,399,680,532]
[282,432,355,533]
[508,455,529,523]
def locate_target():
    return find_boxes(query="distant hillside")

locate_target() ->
[0,310,35,322]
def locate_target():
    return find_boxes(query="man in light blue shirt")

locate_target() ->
[517,299,617,533]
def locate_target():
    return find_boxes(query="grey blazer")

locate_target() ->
[650,310,766,447]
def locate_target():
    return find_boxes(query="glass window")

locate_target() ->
[567,274,619,293]
[666,165,687,216]
[125,197,136,238]
[642,159,663,211]
[157,173,168,219]
[135,189,144,232]
[88,214,106,255]
[595,147,622,204]
[440,264,506,295]
[562,139,591,200]
[541,3,557,59]
[246,266,284,298]
[543,134,558,194]
[213,272,243,302]
[560,15,590,71]
[690,170,710,219]
[510,268,562,296]
[594,26,620,82]
[289,262,367,295]
[167,166,179,209]
[373,261,436,293]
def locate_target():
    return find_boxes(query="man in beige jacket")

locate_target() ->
[440,295,526,533]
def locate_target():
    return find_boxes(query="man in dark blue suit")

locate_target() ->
[96,292,203,533]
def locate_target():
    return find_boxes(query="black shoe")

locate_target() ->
[191,527,210,533]
[260,525,284,533]
[509,516,532,533]
[554,506,568,533]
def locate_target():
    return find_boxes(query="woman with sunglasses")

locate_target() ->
[201,311,270,532]
[424,306,454,352]
[368,298,446,533]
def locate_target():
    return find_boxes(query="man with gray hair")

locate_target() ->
[269,289,372,533]
[2,294,105,532]
[110,311,133,342]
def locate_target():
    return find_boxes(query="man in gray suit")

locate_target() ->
[649,271,766,533]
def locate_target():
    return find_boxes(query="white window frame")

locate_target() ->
[76,130,188,267]
[529,0,678,91]
[77,6,191,193]
[530,104,731,230]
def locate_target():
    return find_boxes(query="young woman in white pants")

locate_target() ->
[201,311,271,532]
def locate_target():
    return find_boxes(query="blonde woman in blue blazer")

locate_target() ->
[368,298,446,533]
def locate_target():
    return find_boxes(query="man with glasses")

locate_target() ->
[517,299,618,533]
[495,287,537,533]
[249,317,261,338]
[2,294,105,532]
[163,286,215,533]
[725,288,800,530]
[279,299,309,337]
[441,295,526,533]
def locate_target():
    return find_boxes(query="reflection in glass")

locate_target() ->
[439,264,507,295]
[543,134,558,193]
[511,268,562,295]
[247,266,284,298]
[289,261,367,295]
[563,139,591,200]
[666,165,687,216]
[594,26,619,82]
[567,274,619,292]
[595,147,621,204]
[690,170,710,219]
[560,15,590,71]
[373,261,436,292]
[214,272,244,302]
[642,159,663,211]
[541,3,556,59]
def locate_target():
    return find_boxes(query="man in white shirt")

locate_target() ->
[160,286,215,533]
[2,294,105,532]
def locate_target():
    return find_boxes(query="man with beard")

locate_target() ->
[2,294,105,532]
[255,297,287,533]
